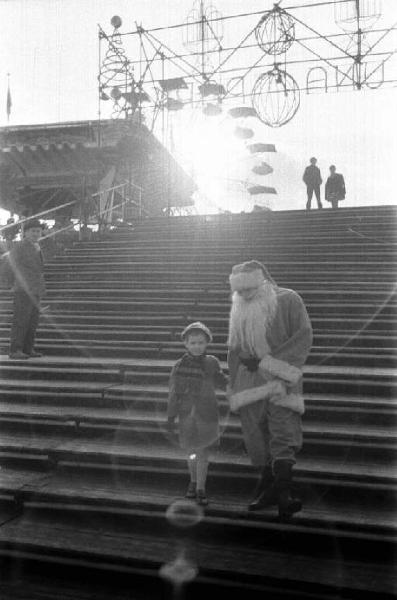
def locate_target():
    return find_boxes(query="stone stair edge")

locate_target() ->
[0,403,395,440]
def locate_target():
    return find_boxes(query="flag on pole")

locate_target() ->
[6,74,11,122]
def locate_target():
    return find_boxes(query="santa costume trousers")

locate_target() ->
[239,398,302,467]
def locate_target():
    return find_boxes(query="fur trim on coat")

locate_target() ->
[229,382,305,415]
[259,355,302,385]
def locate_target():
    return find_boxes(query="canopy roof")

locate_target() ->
[0,119,195,217]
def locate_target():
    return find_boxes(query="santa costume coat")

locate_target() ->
[228,287,313,397]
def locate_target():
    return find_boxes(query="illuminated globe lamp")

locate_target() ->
[110,15,122,29]
[255,5,295,55]
[252,66,300,127]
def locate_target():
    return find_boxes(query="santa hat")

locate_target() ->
[229,260,275,292]
[181,321,213,342]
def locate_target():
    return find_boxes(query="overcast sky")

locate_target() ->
[0,0,396,213]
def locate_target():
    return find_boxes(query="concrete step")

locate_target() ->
[0,336,394,367]
[42,281,397,292]
[0,503,395,599]
[0,310,392,334]
[2,328,396,353]
[0,466,395,546]
[44,270,397,283]
[19,289,397,314]
[55,248,397,261]
[44,257,397,270]
[0,384,394,425]
[0,356,395,397]
[0,403,395,465]
[1,298,393,319]
[0,433,395,493]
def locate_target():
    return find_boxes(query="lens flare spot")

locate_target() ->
[159,554,198,585]
[165,498,204,528]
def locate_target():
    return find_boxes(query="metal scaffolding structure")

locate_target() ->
[98,0,396,129]
[96,0,396,212]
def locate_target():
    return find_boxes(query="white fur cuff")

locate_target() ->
[229,380,285,412]
[229,269,264,292]
[259,355,302,385]
[271,393,305,415]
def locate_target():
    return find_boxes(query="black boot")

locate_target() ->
[248,465,277,511]
[273,460,302,520]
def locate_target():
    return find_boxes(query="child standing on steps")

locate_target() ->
[167,322,228,506]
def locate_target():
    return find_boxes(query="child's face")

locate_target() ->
[184,332,208,356]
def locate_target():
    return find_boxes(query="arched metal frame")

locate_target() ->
[252,67,300,128]
[255,6,295,56]
[97,1,394,132]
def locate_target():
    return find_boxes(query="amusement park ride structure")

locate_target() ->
[97,0,396,211]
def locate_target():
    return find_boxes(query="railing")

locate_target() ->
[0,180,146,255]
[90,180,145,234]
[0,200,76,237]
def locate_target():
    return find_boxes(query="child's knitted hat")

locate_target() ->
[181,321,213,343]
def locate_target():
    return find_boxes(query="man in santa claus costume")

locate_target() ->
[227,260,313,519]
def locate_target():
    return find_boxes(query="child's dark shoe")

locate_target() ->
[185,482,197,499]
[196,489,208,506]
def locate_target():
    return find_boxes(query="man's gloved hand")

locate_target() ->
[240,356,260,372]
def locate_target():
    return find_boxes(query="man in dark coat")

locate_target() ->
[303,157,323,210]
[8,219,46,359]
[325,165,346,209]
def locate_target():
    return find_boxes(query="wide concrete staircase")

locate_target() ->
[0,206,396,599]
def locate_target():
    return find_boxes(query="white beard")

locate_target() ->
[228,282,278,358]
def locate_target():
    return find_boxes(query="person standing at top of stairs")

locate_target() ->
[8,219,46,360]
[227,261,313,519]
[303,157,323,210]
[325,165,346,209]
[167,321,228,507]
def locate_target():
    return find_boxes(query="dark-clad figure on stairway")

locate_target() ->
[303,157,323,210]
[8,219,46,359]
[227,261,312,519]
[325,165,346,209]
